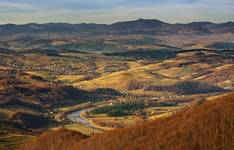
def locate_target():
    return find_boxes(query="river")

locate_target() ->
[67,108,96,128]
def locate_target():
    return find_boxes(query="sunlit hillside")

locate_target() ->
[20,92,234,150]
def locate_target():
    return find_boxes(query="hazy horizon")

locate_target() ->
[0,18,233,26]
[0,0,234,24]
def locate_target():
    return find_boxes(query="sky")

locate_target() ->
[0,0,233,24]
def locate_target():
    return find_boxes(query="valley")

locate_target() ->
[0,19,233,149]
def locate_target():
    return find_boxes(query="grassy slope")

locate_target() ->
[20,92,234,150]
[74,53,233,94]
[74,62,178,91]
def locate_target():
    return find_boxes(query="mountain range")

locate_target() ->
[0,19,234,36]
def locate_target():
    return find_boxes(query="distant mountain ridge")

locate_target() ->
[0,19,233,36]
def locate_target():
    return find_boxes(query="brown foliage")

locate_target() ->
[19,128,88,150]
[20,93,234,150]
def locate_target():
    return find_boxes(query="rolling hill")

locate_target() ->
[20,92,234,150]
[0,19,233,150]
[1,19,234,52]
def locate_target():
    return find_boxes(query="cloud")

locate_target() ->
[0,1,34,9]
[0,0,233,24]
